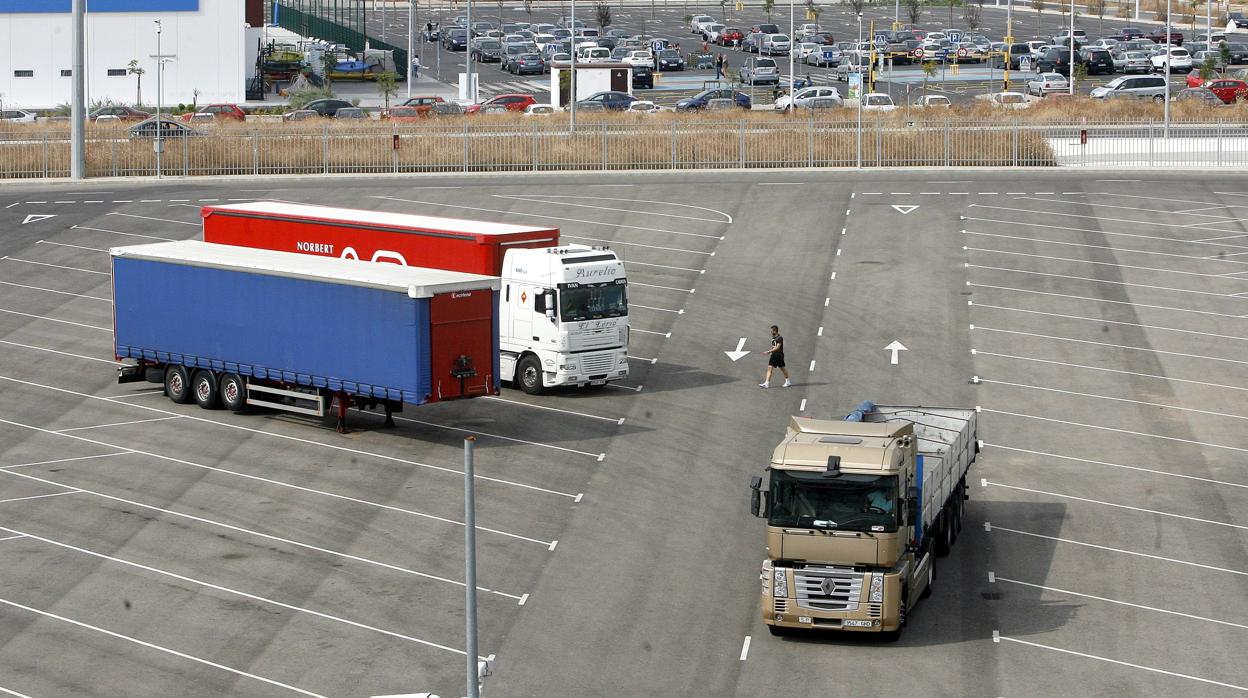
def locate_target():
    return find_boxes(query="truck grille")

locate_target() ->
[773,598,788,614]
[794,566,863,612]
[570,327,621,351]
[579,353,616,374]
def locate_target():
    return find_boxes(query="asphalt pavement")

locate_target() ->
[1,171,1247,696]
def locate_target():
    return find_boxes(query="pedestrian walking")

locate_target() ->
[702,40,710,54]
[759,325,791,388]
[412,54,421,79]
[715,53,725,79]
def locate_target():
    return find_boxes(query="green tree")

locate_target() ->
[320,51,337,88]
[1221,42,1233,70]
[595,2,611,29]
[376,70,398,108]
[127,59,145,107]
[906,0,922,25]
[1200,51,1218,80]
[763,0,775,22]
[922,60,937,99]
[1072,61,1087,92]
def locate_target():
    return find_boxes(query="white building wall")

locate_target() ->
[1,0,244,110]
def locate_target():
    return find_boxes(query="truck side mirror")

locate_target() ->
[906,486,919,523]
[750,475,764,517]
[544,291,556,319]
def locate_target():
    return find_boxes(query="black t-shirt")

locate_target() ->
[771,335,784,356]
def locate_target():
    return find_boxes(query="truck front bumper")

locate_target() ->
[546,350,629,387]
[761,569,903,633]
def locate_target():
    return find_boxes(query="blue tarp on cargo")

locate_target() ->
[113,256,433,405]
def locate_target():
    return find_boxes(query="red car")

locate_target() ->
[1186,69,1208,88]
[717,27,744,46]
[464,94,537,114]
[181,103,246,122]
[89,105,150,122]
[382,105,425,122]
[400,95,446,115]
[1206,78,1248,103]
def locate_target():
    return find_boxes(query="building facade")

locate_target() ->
[0,0,246,110]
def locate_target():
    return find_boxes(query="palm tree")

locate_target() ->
[127,60,145,106]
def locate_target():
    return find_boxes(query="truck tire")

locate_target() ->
[933,515,952,557]
[882,590,908,642]
[192,370,221,409]
[767,625,790,637]
[219,373,247,412]
[517,355,545,395]
[164,365,193,404]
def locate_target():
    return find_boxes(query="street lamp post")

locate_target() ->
[406,0,414,99]
[856,12,863,169]
[71,0,85,179]
[466,0,475,105]
[788,0,795,112]
[1164,0,1171,137]
[1068,0,1074,95]
[154,19,162,178]
[570,0,578,131]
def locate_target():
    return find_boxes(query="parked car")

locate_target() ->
[717,27,745,46]
[382,106,424,122]
[577,91,638,111]
[626,100,662,113]
[990,43,1031,70]
[701,23,725,41]
[400,95,446,115]
[860,93,896,112]
[626,50,653,68]
[739,56,780,84]
[579,46,613,63]
[632,65,654,89]
[470,38,504,62]
[1147,28,1184,45]
[912,95,952,108]
[1176,86,1223,104]
[794,42,821,61]
[753,23,781,35]
[742,32,765,53]
[690,15,716,32]
[1027,72,1069,96]
[128,116,202,139]
[835,52,868,81]
[465,94,538,114]
[1089,75,1168,101]
[1051,29,1088,46]
[1112,50,1152,73]
[180,103,246,122]
[429,102,465,117]
[806,45,840,66]
[303,99,354,117]
[90,105,150,122]
[987,91,1032,109]
[281,109,319,122]
[1115,26,1147,40]
[333,107,368,120]
[1153,46,1193,71]
[522,104,557,116]
[774,86,843,111]
[1205,77,1248,103]
[675,88,751,110]
[508,53,545,75]
[1080,48,1115,75]
[1037,46,1081,75]
[1,109,37,123]
[654,49,685,70]
[761,34,791,55]
[1190,50,1228,72]
[443,28,469,50]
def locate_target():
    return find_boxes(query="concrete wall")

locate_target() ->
[0,0,245,109]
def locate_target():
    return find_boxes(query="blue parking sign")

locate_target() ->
[948,31,962,43]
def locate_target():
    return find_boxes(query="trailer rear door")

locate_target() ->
[429,289,498,399]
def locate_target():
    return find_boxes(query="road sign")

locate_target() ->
[874,34,887,46]
[948,31,962,43]
[911,47,924,58]
[957,47,968,58]
[1020,55,1032,71]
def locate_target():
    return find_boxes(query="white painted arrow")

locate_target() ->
[21,214,56,225]
[884,340,908,365]
[890,205,919,215]
[725,337,750,362]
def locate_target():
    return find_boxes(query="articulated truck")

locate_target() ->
[113,241,500,430]
[200,201,630,395]
[750,402,978,639]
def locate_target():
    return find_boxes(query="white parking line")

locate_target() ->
[106,211,199,226]
[986,522,1248,577]
[983,408,1248,455]
[56,416,184,432]
[974,350,1248,396]
[0,415,555,548]
[631,281,696,293]
[992,575,1248,632]
[964,211,1248,248]
[984,443,1248,491]
[0,684,35,697]
[0,452,133,470]
[36,239,109,253]
[391,414,606,462]
[0,524,478,656]
[1,256,109,275]
[739,635,751,661]
[0,279,111,301]
[0,307,110,331]
[0,490,81,505]
[631,303,685,314]
[968,263,1241,300]
[494,194,732,227]
[964,229,1248,269]
[969,202,1248,236]
[969,284,1246,319]
[625,260,706,273]
[993,632,1248,693]
[975,378,1248,423]
[631,328,671,337]
[0,375,581,500]
[0,339,119,365]
[1013,195,1244,221]
[965,246,1248,282]
[971,326,1248,368]
[565,234,714,256]
[984,480,1248,531]
[0,596,328,698]
[481,395,625,425]
[969,302,1248,344]
[627,354,659,364]
[72,224,176,241]
[1,467,526,600]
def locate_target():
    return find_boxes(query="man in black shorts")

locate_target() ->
[760,325,791,388]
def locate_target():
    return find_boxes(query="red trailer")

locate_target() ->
[201,201,559,274]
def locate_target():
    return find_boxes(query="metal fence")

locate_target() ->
[273,1,408,79]
[3,120,1247,179]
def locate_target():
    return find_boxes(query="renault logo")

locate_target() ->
[820,578,836,596]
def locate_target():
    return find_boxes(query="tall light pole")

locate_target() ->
[407,0,414,98]
[856,12,863,169]
[154,19,163,179]
[71,0,85,179]
[1067,0,1074,95]
[570,0,578,131]
[788,0,795,111]
[466,0,475,105]
[1004,0,1013,92]
[1164,0,1171,137]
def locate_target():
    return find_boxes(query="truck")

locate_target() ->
[200,201,629,395]
[749,402,978,639]
[112,240,501,431]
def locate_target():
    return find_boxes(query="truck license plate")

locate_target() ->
[590,379,607,385]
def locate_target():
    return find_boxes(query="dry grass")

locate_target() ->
[1,98,1240,178]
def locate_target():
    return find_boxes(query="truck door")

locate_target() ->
[511,285,533,344]
[429,290,496,400]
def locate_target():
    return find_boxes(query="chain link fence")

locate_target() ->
[4,120,1248,179]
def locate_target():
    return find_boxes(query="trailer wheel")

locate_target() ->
[219,373,246,413]
[192,370,220,410]
[517,355,544,395]
[164,365,193,404]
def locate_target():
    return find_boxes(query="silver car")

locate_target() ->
[739,56,780,85]
[1089,75,1168,101]
[761,34,791,56]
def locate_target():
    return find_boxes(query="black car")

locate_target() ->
[1116,26,1147,40]
[654,49,685,71]
[442,28,469,50]
[632,65,654,89]
[1230,11,1248,29]
[1080,48,1115,74]
[1037,46,1082,75]
[757,23,780,35]
[303,98,354,117]
[470,39,504,62]
[1228,42,1248,65]
[577,91,638,111]
[675,88,751,111]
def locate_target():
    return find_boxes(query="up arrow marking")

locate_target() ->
[21,214,57,225]
[725,337,751,362]
[890,205,919,215]
[884,340,908,365]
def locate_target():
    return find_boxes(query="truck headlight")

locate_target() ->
[559,362,577,371]
[618,326,628,343]
[869,575,883,602]
[773,568,788,598]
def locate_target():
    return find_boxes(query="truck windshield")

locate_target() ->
[559,282,627,321]
[768,471,898,532]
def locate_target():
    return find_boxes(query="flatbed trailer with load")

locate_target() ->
[750,402,979,638]
[112,240,501,430]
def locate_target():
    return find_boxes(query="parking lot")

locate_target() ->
[2,172,1248,695]
[366,0,1209,105]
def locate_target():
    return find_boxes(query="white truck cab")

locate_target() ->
[500,245,629,394]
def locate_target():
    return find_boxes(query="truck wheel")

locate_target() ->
[165,365,193,404]
[882,592,907,642]
[933,515,952,557]
[518,355,545,395]
[219,373,247,412]
[767,625,790,637]
[192,370,220,409]
[920,562,934,599]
